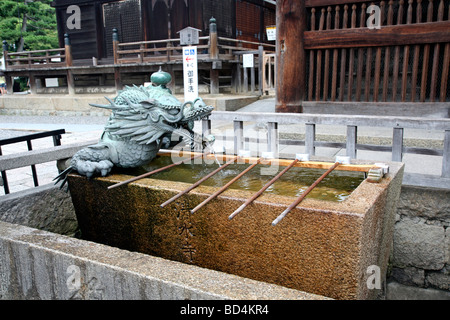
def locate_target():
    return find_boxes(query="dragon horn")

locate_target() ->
[89,96,121,110]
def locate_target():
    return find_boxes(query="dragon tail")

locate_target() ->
[53,166,74,191]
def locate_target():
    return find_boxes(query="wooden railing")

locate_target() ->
[4,48,67,69]
[114,36,211,64]
[202,111,450,189]
[1,19,275,96]
[262,52,276,95]
[303,0,450,103]
[2,34,73,70]
[113,34,275,65]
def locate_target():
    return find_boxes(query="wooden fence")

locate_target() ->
[276,0,450,112]
[202,111,450,189]
[2,34,73,70]
[1,20,275,96]
[114,35,274,66]
[112,24,275,95]
[3,48,67,70]
[304,0,450,103]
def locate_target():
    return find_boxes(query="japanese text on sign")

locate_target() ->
[183,46,198,101]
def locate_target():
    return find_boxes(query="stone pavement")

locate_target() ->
[0,115,107,195]
[0,97,446,195]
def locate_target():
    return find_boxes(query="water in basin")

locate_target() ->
[121,155,365,202]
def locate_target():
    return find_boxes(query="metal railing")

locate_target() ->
[0,129,65,194]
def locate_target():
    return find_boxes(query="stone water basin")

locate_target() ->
[67,154,404,300]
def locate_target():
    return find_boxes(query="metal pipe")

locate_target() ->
[271,161,341,226]
[160,156,239,208]
[108,153,206,190]
[228,158,300,220]
[190,159,260,214]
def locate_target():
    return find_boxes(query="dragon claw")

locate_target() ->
[76,159,114,178]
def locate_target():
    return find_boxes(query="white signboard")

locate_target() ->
[266,26,276,41]
[243,54,254,68]
[179,27,200,46]
[183,46,198,101]
[45,78,59,87]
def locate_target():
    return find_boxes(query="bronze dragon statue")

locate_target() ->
[55,69,214,188]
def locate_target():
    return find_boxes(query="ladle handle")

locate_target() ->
[228,158,300,220]
[160,156,239,208]
[272,162,340,226]
[191,159,260,214]
[108,152,206,190]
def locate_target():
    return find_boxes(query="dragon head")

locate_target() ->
[90,69,214,151]
[178,98,214,131]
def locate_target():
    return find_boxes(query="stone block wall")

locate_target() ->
[387,185,450,299]
[0,184,78,236]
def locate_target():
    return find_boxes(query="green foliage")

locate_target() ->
[0,0,58,53]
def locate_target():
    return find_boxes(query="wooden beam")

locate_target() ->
[305,0,370,7]
[442,130,450,178]
[304,21,450,49]
[233,120,244,155]
[67,70,75,95]
[275,0,306,113]
[210,111,450,131]
[392,127,404,162]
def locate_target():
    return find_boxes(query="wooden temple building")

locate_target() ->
[1,0,276,95]
[1,0,450,116]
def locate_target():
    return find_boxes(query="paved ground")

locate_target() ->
[0,115,106,195]
[0,97,446,195]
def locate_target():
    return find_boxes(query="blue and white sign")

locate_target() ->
[182,46,198,102]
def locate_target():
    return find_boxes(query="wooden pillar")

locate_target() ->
[67,71,75,95]
[4,76,13,95]
[64,34,73,67]
[28,74,37,94]
[258,45,264,96]
[112,29,122,92]
[209,17,220,94]
[112,28,119,65]
[166,64,176,93]
[209,17,219,60]
[64,34,75,95]
[275,0,306,113]
[114,68,122,92]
